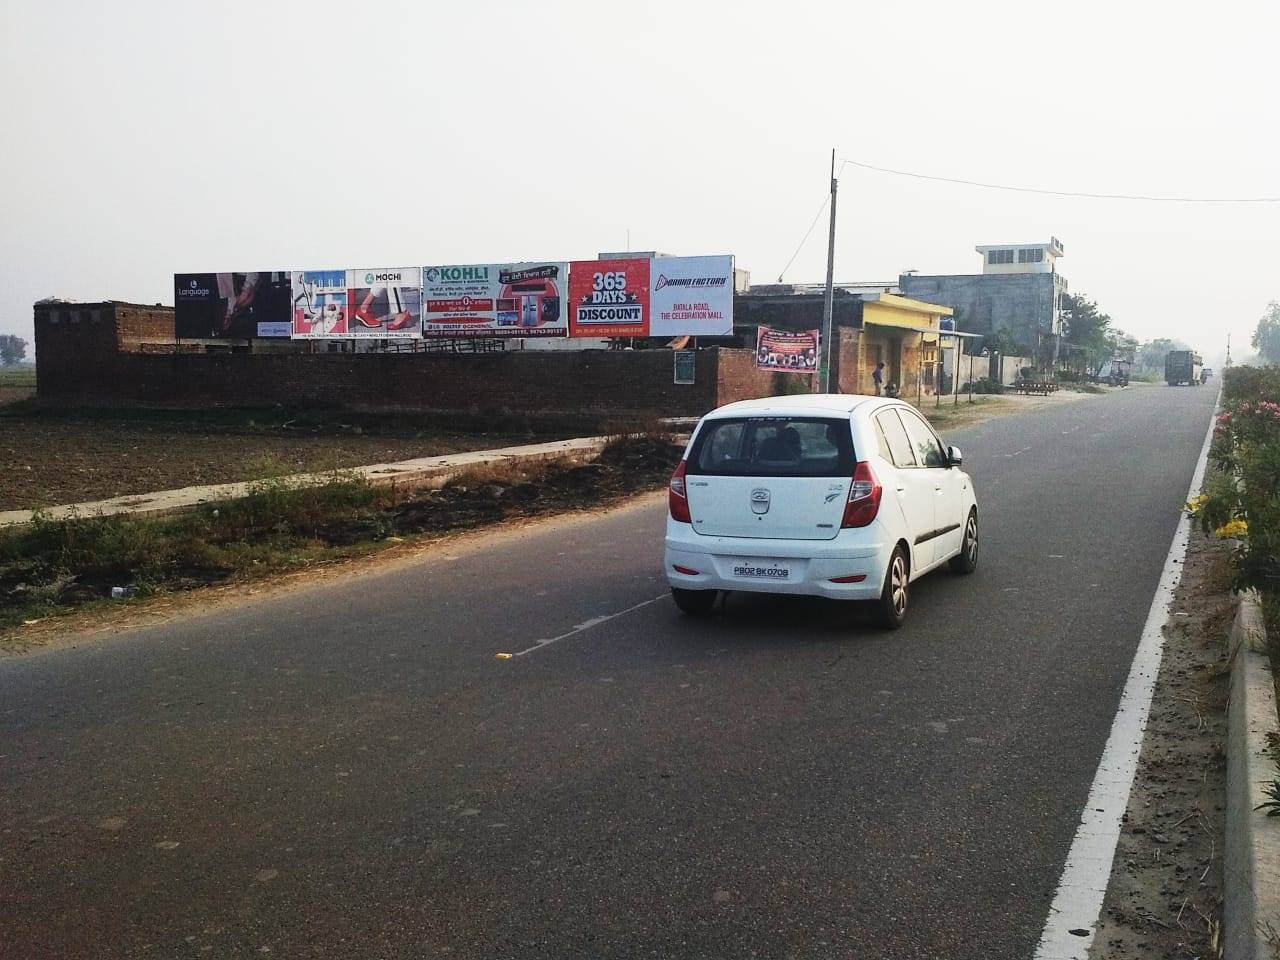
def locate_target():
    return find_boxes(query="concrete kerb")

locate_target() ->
[0,436,614,530]
[1225,591,1280,960]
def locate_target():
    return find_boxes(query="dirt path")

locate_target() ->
[1089,517,1236,959]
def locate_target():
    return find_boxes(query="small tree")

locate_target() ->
[1252,301,1280,364]
[0,334,28,366]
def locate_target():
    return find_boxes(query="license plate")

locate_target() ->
[732,562,790,580]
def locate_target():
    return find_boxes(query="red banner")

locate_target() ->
[568,258,650,337]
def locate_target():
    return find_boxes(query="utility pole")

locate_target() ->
[818,149,838,393]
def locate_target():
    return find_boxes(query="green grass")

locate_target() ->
[0,367,35,388]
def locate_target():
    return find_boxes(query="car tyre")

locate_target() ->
[672,588,717,616]
[874,546,910,630]
[949,509,978,575]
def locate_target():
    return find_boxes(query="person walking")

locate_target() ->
[872,361,886,396]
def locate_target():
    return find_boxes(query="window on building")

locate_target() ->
[988,249,1014,265]
[1018,248,1044,263]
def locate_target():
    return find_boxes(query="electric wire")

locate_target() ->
[837,157,1280,203]
[775,193,830,282]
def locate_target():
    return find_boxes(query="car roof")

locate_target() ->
[704,394,905,420]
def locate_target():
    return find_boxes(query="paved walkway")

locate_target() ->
[0,436,610,529]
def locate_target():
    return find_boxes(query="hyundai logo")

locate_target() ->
[751,488,771,515]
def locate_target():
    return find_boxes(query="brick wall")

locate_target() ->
[33,301,825,417]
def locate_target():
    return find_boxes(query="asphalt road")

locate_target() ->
[0,383,1219,959]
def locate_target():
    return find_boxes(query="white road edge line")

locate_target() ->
[1032,395,1219,960]
[513,594,670,657]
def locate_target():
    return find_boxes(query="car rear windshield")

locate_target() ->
[686,416,855,477]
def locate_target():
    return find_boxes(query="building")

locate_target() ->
[735,288,952,399]
[898,238,1068,359]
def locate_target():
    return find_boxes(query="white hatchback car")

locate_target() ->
[664,394,978,628]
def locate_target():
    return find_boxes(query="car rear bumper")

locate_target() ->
[663,520,893,600]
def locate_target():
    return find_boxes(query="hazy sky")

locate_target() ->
[3,0,1276,365]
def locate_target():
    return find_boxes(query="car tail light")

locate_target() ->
[841,460,882,528]
[669,460,691,523]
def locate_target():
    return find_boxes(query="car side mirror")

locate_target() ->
[947,445,963,467]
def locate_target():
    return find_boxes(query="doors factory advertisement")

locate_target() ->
[755,326,819,374]
[423,262,568,337]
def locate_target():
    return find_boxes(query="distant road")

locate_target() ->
[0,383,1218,959]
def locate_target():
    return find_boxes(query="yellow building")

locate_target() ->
[842,293,952,400]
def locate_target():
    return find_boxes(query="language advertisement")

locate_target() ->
[649,255,734,337]
[423,262,568,337]
[291,268,422,338]
[175,272,292,339]
[756,326,819,374]
[567,258,650,337]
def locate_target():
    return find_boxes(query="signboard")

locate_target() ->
[291,268,422,338]
[423,262,567,337]
[175,272,292,339]
[346,267,421,338]
[650,255,734,337]
[291,269,349,338]
[756,326,819,375]
[568,257,650,337]
[673,349,696,384]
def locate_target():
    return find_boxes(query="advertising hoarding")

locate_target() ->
[649,255,734,337]
[345,267,421,338]
[175,272,292,339]
[567,257,650,337]
[756,326,819,374]
[291,270,348,338]
[423,262,568,337]
[291,268,422,338]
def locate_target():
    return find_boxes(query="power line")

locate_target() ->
[776,193,830,282]
[837,157,1280,203]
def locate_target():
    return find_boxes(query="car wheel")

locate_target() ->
[874,546,909,630]
[949,509,978,575]
[671,587,717,616]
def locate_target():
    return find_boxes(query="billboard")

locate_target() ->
[756,326,819,375]
[291,268,422,339]
[567,257,650,337]
[175,272,292,339]
[649,255,734,337]
[423,262,567,337]
[291,269,348,338]
[346,267,421,338]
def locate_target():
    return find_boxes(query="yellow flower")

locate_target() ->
[1214,519,1248,539]
[1185,495,1207,514]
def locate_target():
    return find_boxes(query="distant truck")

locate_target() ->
[1201,367,1213,384]
[1165,350,1203,386]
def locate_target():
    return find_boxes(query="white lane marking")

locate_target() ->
[1032,394,1218,959]
[1005,446,1032,458]
[513,594,669,657]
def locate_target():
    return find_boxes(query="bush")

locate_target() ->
[961,379,1004,395]
[1194,365,1280,600]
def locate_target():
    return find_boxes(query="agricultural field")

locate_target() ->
[0,367,35,405]
[0,404,595,511]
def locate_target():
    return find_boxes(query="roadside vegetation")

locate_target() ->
[0,434,682,635]
[1191,364,1280,658]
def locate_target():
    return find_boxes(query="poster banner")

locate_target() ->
[291,268,422,338]
[567,258,650,337]
[756,326,819,375]
[344,267,421,338]
[423,262,568,337]
[175,272,292,339]
[290,269,349,338]
[649,255,734,337]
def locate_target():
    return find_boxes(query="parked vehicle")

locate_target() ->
[664,395,979,629]
[1165,350,1203,386]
